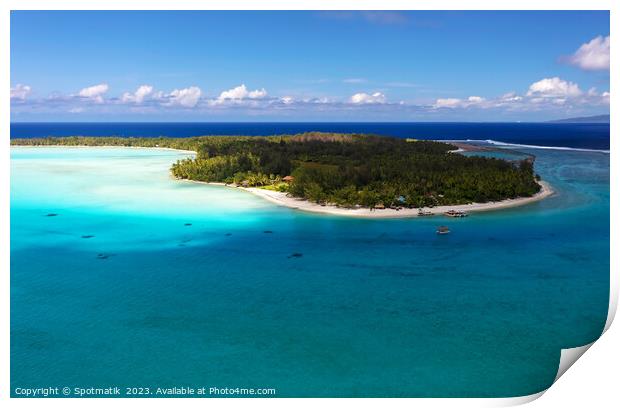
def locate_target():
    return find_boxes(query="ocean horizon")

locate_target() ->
[10,122,610,151]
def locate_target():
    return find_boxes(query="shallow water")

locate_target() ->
[10,146,609,397]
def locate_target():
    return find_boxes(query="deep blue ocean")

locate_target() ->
[10,122,610,150]
[10,123,610,397]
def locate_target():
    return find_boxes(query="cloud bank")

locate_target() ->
[433,77,607,111]
[11,75,609,120]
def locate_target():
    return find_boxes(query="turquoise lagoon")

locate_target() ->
[11,145,609,397]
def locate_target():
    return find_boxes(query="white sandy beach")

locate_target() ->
[196,180,554,219]
[11,145,197,154]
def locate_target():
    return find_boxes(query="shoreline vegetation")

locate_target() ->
[11,133,552,217]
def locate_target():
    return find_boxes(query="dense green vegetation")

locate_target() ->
[12,132,541,208]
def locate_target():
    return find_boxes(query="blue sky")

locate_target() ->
[10,11,610,122]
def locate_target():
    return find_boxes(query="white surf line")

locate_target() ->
[440,139,609,154]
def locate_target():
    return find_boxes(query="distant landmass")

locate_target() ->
[548,114,610,123]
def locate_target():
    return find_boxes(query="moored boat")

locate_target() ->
[436,226,450,234]
[444,210,468,218]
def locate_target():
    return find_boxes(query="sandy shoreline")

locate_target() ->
[186,179,554,218]
[10,145,197,154]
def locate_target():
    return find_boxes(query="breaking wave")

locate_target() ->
[442,139,610,154]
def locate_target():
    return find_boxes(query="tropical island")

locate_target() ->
[11,132,552,217]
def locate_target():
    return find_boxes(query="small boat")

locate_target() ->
[418,209,433,216]
[436,226,450,235]
[444,210,468,218]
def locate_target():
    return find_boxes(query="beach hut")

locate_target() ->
[241,180,250,188]
[374,203,386,210]
[283,175,295,183]
[445,210,468,217]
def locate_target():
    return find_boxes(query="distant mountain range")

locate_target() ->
[548,114,610,124]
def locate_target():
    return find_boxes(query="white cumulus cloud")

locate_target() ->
[121,85,154,104]
[216,84,268,104]
[569,35,610,71]
[167,86,202,108]
[78,83,109,102]
[467,96,485,104]
[10,84,32,100]
[350,92,386,104]
[526,77,582,98]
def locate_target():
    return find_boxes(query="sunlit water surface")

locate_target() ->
[11,146,609,397]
